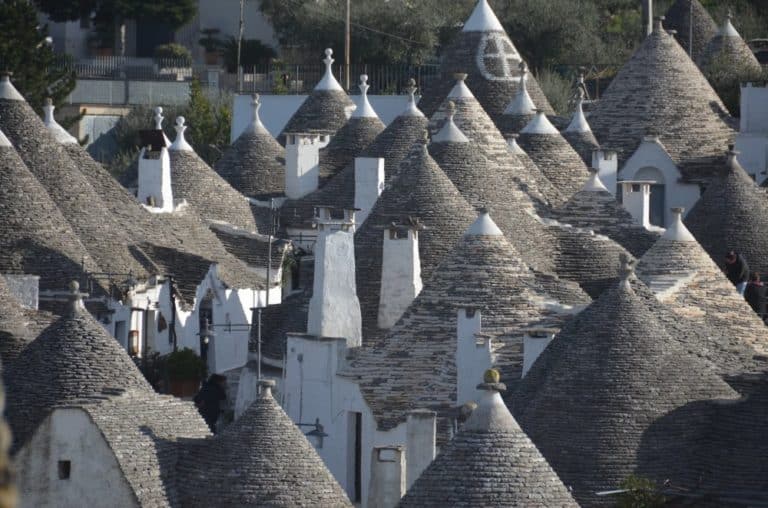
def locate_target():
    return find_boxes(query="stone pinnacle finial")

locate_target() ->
[653,15,665,32]
[45,97,53,106]
[454,72,468,82]
[477,368,506,392]
[576,87,585,102]
[251,94,264,129]
[258,378,276,397]
[359,74,369,95]
[619,253,636,289]
[154,106,164,130]
[447,100,456,117]
[671,207,685,217]
[402,78,424,117]
[421,129,430,146]
[477,205,490,216]
[323,48,334,67]
[406,78,417,95]
[67,280,88,313]
[170,116,193,151]
[519,61,527,74]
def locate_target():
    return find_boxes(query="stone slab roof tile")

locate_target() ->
[664,0,719,60]
[588,23,735,171]
[178,381,352,507]
[169,150,258,232]
[350,217,590,431]
[399,380,577,507]
[354,141,477,342]
[318,116,384,183]
[0,98,151,283]
[510,273,739,506]
[278,90,354,144]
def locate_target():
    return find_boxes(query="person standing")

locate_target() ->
[724,251,749,295]
[194,374,227,433]
[744,272,767,321]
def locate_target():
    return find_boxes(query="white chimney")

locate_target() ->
[354,156,385,226]
[307,207,362,347]
[456,308,493,406]
[405,409,436,490]
[378,223,423,329]
[367,446,406,508]
[522,328,556,377]
[285,133,322,199]
[591,149,618,196]
[620,180,653,229]
[740,83,768,134]
[138,146,174,212]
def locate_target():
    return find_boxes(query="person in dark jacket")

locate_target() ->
[724,251,749,295]
[194,374,227,433]
[744,272,767,320]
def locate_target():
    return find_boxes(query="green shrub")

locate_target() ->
[165,348,206,381]
[616,475,666,508]
[222,37,277,73]
[154,43,192,67]
[537,68,573,116]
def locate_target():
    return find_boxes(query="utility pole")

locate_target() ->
[642,0,653,36]
[237,0,245,93]
[345,0,351,91]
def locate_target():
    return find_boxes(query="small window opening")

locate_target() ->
[58,460,71,480]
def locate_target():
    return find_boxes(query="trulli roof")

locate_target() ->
[399,380,578,507]
[178,381,352,507]
[588,21,735,175]
[0,276,33,367]
[698,14,763,75]
[664,0,719,61]
[214,95,285,198]
[510,270,739,506]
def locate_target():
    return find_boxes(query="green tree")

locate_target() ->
[181,79,231,166]
[0,0,75,111]
[34,0,197,55]
[616,475,667,508]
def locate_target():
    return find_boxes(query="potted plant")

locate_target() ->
[154,43,193,69]
[199,28,223,65]
[165,348,206,398]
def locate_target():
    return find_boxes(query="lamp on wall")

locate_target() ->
[297,417,328,449]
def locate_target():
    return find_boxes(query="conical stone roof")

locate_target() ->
[0,77,150,282]
[0,125,101,292]
[507,135,565,207]
[354,137,477,340]
[318,74,384,183]
[429,75,560,210]
[277,49,354,144]
[428,106,559,273]
[280,81,430,230]
[0,276,33,367]
[350,212,590,431]
[637,208,768,367]
[518,111,591,199]
[549,172,659,257]
[6,282,153,450]
[510,266,739,506]
[698,13,763,75]
[178,380,352,507]
[664,0,719,61]
[214,95,285,198]
[686,151,768,277]
[399,378,577,507]
[168,117,258,232]
[588,20,734,172]
[562,89,600,166]
[497,62,537,137]
[418,0,554,125]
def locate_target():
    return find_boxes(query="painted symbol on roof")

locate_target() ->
[476,33,522,82]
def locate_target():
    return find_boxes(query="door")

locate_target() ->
[649,184,665,227]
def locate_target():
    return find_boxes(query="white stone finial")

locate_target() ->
[154,107,165,130]
[448,73,474,100]
[663,207,696,242]
[581,170,609,192]
[67,280,88,313]
[247,94,266,132]
[401,78,424,117]
[565,88,592,133]
[463,0,505,33]
[619,253,636,291]
[43,97,78,144]
[465,208,504,236]
[352,73,379,119]
[721,11,740,37]
[521,111,560,135]
[504,63,536,115]
[506,134,525,155]
[432,101,469,143]
[170,116,194,151]
[0,73,24,101]
[315,48,344,91]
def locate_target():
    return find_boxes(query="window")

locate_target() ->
[58,460,71,480]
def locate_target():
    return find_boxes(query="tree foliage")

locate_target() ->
[0,0,75,111]
[33,0,197,29]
